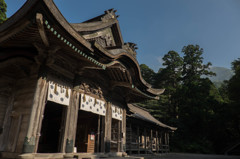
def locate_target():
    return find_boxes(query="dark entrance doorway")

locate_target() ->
[111,119,122,152]
[75,110,103,153]
[38,101,66,153]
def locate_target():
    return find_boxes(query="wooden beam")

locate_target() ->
[110,81,132,90]
[109,68,117,81]
[112,69,122,81]
[125,70,132,84]
[0,58,33,70]
[36,13,49,47]
[121,71,129,83]
[0,21,30,43]
[117,70,125,82]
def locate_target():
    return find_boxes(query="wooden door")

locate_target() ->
[87,133,95,153]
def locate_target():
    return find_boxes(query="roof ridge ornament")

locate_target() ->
[101,8,119,22]
[123,42,138,58]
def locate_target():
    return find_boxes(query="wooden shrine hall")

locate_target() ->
[126,104,176,154]
[0,0,176,159]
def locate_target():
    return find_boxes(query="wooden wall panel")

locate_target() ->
[8,75,37,153]
[16,115,29,152]
[0,94,9,128]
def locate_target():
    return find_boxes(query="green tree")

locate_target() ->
[0,0,7,24]
[182,45,215,85]
[228,58,240,102]
[140,64,156,85]
[154,51,183,124]
[155,51,183,88]
[225,58,240,149]
[176,45,217,153]
[139,64,162,119]
[139,45,237,154]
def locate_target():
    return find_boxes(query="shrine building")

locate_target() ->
[0,0,176,158]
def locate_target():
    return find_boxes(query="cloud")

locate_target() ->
[157,56,164,66]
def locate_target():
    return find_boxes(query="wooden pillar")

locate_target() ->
[33,91,47,153]
[62,91,79,153]
[156,130,159,153]
[104,102,112,153]
[164,132,167,153]
[150,129,153,151]
[121,109,126,152]
[101,116,105,152]
[23,77,48,153]
[137,126,140,154]
[96,115,101,152]
[117,120,121,152]
[160,132,163,153]
[167,132,170,153]
[144,128,147,154]
[129,123,132,155]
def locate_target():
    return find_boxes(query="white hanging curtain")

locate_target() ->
[47,81,71,106]
[111,104,123,121]
[79,93,106,116]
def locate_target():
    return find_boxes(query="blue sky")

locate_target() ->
[5,0,240,72]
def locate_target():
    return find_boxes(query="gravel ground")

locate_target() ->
[130,153,240,159]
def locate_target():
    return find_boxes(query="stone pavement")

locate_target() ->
[128,153,240,159]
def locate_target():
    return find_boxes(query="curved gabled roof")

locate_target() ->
[0,0,92,51]
[128,104,177,131]
[0,0,164,100]
[92,42,165,96]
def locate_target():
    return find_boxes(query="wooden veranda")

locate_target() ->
[126,104,176,154]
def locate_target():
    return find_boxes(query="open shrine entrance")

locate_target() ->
[111,119,122,152]
[75,110,104,153]
[37,101,66,153]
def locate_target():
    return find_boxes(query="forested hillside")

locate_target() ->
[138,45,240,154]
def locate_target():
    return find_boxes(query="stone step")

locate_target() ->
[34,153,64,159]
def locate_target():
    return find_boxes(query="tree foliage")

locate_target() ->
[228,58,240,102]
[139,44,239,154]
[140,64,156,85]
[0,0,7,24]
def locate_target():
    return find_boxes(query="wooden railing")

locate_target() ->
[126,125,170,154]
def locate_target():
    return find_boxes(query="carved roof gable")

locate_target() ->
[82,27,116,48]
[71,9,123,49]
